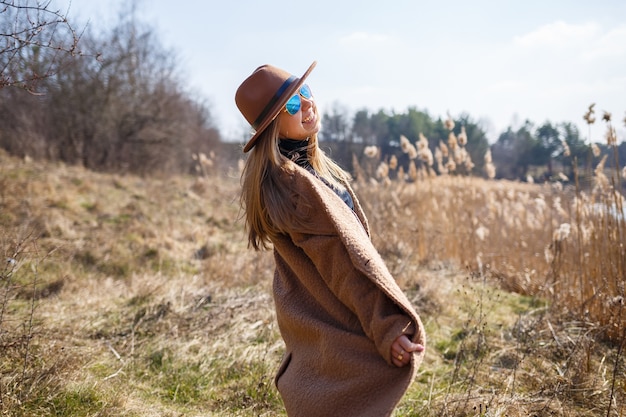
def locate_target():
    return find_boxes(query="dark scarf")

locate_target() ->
[279,139,354,210]
[278,139,311,169]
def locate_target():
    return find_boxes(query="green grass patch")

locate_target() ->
[128,349,283,415]
[49,387,105,416]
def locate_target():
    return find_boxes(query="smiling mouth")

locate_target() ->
[303,113,314,124]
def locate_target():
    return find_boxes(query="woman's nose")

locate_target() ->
[301,96,314,111]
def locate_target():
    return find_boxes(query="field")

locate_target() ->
[1,148,624,416]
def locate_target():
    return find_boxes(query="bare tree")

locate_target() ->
[0,1,222,175]
[0,0,82,92]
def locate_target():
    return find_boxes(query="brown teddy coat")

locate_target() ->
[270,163,426,417]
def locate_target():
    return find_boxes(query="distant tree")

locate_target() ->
[386,107,433,144]
[535,122,561,177]
[352,108,376,144]
[405,107,434,138]
[0,0,82,92]
[559,122,588,161]
[457,114,490,175]
[320,102,350,142]
[491,120,590,181]
[548,122,589,181]
[325,105,491,177]
[382,111,489,176]
[491,128,515,179]
[491,121,537,180]
[369,110,390,148]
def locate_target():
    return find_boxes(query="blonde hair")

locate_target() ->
[240,119,350,250]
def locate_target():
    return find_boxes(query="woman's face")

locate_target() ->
[278,86,320,140]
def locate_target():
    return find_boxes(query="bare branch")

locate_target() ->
[0,0,83,91]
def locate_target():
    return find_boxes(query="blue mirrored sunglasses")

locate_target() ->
[284,84,313,115]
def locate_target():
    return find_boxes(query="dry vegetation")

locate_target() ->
[1,143,624,416]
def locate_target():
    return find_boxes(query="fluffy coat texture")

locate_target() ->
[270,162,426,417]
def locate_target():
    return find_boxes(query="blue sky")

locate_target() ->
[58,0,626,143]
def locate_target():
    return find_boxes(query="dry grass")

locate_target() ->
[1,147,624,416]
[355,152,625,341]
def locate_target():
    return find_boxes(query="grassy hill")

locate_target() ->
[1,149,623,416]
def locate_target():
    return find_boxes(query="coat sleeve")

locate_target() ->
[291,230,415,364]
[281,168,418,364]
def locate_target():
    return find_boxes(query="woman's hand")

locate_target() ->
[391,334,424,367]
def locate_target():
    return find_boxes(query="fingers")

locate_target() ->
[391,343,410,367]
[397,334,425,353]
[404,341,425,353]
[391,346,408,367]
[391,335,425,367]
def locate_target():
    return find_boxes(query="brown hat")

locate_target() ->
[235,61,317,153]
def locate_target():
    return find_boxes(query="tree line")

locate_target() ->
[319,106,490,177]
[319,103,625,184]
[1,1,624,181]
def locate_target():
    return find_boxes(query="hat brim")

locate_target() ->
[243,61,317,153]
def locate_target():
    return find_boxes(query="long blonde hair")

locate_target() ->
[240,118,350,250]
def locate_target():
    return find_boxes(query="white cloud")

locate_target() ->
[513,21,626,62]
[514,21,599,49]
[485,80,528,94]
[339,31,392,45]
[582,26,626,60]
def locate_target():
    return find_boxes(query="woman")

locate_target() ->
[235,61,426,417]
